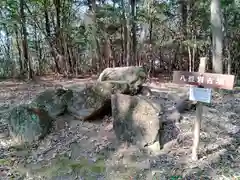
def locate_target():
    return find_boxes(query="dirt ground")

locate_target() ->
[0,76,239,180]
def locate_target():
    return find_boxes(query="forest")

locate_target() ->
[0,0,239,79]
[0,0,240,179]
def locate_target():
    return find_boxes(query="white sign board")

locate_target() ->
[189,87,212,103]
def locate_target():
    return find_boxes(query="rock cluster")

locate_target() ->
[1,66,192,148]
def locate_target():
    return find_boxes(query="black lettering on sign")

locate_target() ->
[173,71,235,90]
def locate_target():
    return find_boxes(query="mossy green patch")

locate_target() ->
[0,158,12,166]
[8,141,38,151]
[106,165,148,180]
[15,155,106,179]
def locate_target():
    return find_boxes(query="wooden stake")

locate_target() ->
[192,57,207,161]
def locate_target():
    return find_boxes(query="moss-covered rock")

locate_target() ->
[29,89,69,118]
[7,105,53,143]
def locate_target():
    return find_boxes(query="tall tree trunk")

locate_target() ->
[223,7,232,74]
[149,20,153,45]
[120,23,124,66]
[126,6,131,66]
[20,0,33,79]
[38,38,43,73]
[121,0,129,66]
[130,0,137,65]
[54,0,62,53]
[179,0,188,68]
[210,0,223,73]
[187,0,194,72]
[44,0,51,37]
[34,22,40,75]
[44,0,61,73]
[90,0,102,71]
[3,24,11,62]
[179,0,187,37]
[54,0,68,75]
[15,25,23,73]
[148,0,153,75]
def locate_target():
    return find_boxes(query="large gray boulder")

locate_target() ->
[97,66,147,95]
[65,81,132,121]
[29,88,68,118]
[111,93,165,148]
[4,88,70,144]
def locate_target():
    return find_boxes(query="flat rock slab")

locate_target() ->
[98,66,147,94]
[98,66,146,84]
[66,81,132,121]
[111,94,164,147]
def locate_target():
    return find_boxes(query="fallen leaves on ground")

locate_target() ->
[0,77,239,179]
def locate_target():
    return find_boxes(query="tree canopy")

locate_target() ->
[0,0,239,78]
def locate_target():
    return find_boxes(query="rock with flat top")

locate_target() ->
[66,81,132,121]
[98,66,147,95]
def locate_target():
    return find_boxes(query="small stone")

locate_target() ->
[167,110,182,122]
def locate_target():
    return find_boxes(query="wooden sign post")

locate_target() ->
[173,57,235,161]
[193,57,206,161]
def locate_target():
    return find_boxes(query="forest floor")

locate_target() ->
[0,75,239,180]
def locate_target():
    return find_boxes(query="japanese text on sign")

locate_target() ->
[179,75,225,86]
[173,71,235,90]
